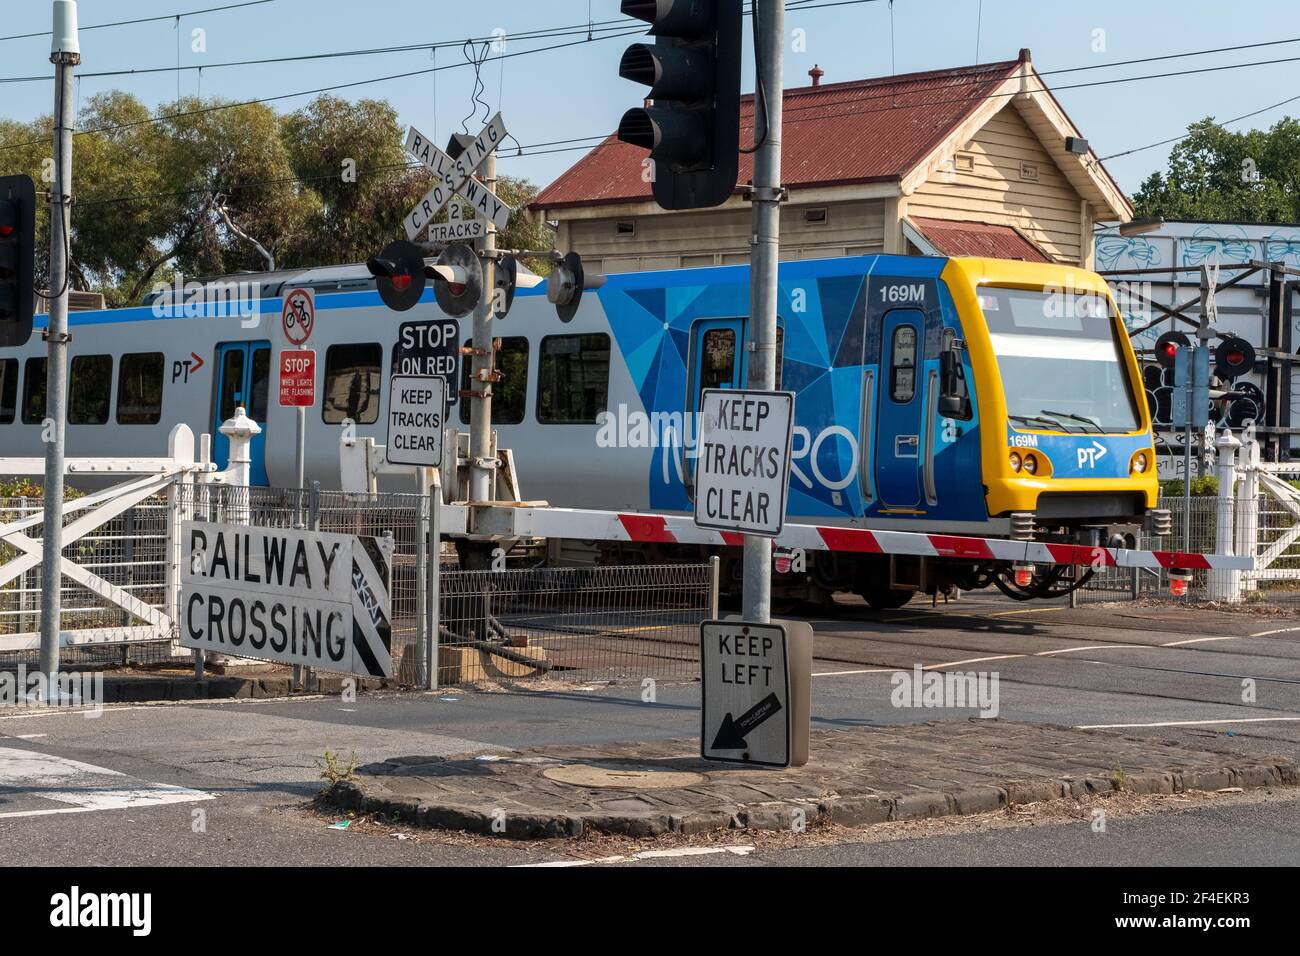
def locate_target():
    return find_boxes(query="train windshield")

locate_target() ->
[979,286,1140,433]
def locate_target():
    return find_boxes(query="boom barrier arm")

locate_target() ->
[466,505,1253,572]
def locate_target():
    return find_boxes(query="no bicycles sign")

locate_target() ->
[282,287,315,347]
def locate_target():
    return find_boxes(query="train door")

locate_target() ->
[686,318,747,485]
[211,340,271,485]
[875,309,926,509]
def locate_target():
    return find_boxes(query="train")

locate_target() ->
[0,253,1162,606]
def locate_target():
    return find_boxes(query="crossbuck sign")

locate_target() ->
[403,113,514,241]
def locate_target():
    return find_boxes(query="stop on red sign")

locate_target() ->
[279,349,316,407]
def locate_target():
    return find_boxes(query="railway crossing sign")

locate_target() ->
[393,319,459,406]
[386,374,445,467]
[281,287,314,346]
[700,619,812,767]
[402,114,514,241]
[694,389,795,537]
[278,349,315,407]
[180,523,393,679]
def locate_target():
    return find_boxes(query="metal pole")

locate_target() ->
[39,5,79,685]
[741,0,784,625]
[468,150,497,507]
[296,406,306,489]
[414,467,429,687]
[428,468,441,691]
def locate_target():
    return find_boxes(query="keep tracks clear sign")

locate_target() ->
[180,523,393,678]
[694,388,795,537]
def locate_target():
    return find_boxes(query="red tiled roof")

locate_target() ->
[910,216,1051,262]
[533,59,1024,211]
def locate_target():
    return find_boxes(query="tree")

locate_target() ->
[0,92,553,305]
[1133,117,1300,223]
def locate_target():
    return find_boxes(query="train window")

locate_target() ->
[322,343,381,424]
[22,357,46,424]
[248,347,271,422]
[117,353,164,425]
[889,325,917,403]
[460,337,529,426]
[0,359,16,424]
[69,355,113,425]
[537,334,610,424]
[699,329,736,392]
[217,349,245,422]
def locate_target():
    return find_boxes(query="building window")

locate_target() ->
[117,352,164,425]
[460,336,529,425]
[322,343,382,424]
[22,357,46,424]
[0,358,16,424]
[69,355,114,425]
[537,334,610,424]
[615,220,636,237]
[804,207,829,225]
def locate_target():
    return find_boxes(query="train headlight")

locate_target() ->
[1131,451,1150,475]
[1009,451,1022,473]
[1023,454,1038,475]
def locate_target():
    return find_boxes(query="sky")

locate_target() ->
[2,0,1300,200]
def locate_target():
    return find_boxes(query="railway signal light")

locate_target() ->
[367,239,426,312]
[1153,330,1190,370]
[616,0,743,210]
[1214,335,1255,379]
[0,174,36,348]
[546,252,606,322]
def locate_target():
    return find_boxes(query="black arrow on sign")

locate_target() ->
[711,692,783,750]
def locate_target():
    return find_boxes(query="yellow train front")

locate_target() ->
[841,256,1160,606]
[593,253,1161,606]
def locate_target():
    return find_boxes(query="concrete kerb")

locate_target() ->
[323,721,1299,840]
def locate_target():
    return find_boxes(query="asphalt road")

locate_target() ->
[1,593,1297,867]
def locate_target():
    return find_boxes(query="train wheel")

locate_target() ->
[860,583,915,610]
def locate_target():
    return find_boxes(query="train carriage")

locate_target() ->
[0,253,1161,605]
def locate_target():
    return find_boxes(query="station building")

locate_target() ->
[531,49,1133,272]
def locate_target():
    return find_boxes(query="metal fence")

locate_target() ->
[4,483,717,685]
[1,495,173,668]
[436,564,715,685]
[1074,495,1250,606]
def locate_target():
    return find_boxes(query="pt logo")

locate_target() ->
[171,352,205,384]
[1076,441,1108,469]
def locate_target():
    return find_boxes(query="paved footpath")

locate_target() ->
[336,720,1297,839]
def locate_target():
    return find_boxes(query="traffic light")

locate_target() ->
[367,239,425,312]
[1214,335,1255,379]
[1153,330,1190,370]
[0,174,36,348]
[616,0,743,210]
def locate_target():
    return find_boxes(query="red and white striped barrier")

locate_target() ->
[471,505,1253,572]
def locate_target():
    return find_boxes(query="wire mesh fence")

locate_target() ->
[4,482,716,684]
[435,564,714,685]
[1073,495,1246,606]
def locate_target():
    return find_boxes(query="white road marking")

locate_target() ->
[0,694,328,721]
[0,746,212,819]
[1077,716,1300,730]
[1249,626,1300,638]
[812,668,893,677]
[514,845,755,867]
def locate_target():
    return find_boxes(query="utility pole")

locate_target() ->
[741,0,785,624]
[39,0,79,684]
[467,149,497,521]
